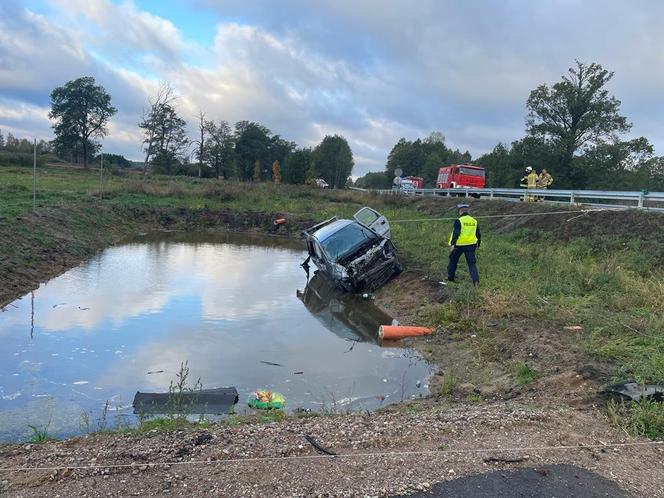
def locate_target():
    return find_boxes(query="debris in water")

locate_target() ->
[2,392,21,400]
[52,303,66,308]
[260,361,283,367]
[247,390,285,410]
[73,381,89,385]
[78,307,90,311]
[133,387,239,415]
[293,371,304,375]
[416,380,422,388]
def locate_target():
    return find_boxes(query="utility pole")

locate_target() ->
[33,138,37,211]
[99,152,104,200]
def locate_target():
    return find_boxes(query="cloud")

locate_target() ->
[1,0,663,173]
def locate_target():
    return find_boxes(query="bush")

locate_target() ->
[608,399,664,440]
[0,151,46,168]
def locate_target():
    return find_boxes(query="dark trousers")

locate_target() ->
[447,244,479,284]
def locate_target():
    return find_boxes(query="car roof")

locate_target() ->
[313,219,355,242]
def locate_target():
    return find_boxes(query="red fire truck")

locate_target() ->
[404,176,424,189]
[436,164,485,189]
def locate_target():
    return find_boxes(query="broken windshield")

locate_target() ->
[321,223,377,262]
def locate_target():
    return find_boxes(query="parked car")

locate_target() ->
[301,207,402,292]
[314,178,329,188]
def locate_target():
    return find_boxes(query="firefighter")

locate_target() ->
[536,168,553,202]
[446,204,480,286]
[520,166,538,202]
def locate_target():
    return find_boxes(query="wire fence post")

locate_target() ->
[32,138,37,211]
[99,152,104,200]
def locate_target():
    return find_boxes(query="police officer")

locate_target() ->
[446,204,480,285]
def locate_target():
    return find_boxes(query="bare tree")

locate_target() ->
[139,82,176,177]
[191,110,206,178]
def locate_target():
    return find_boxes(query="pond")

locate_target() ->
[0,232,432,442]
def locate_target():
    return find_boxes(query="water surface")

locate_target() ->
[0,232,431,441]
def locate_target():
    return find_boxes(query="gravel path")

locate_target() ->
[1,401,662,497]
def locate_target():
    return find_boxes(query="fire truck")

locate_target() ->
[436,164,485,190]
[404,176,424,189]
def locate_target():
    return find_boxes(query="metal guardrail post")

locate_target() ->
[570,191,575,204]
[638,191,644,208]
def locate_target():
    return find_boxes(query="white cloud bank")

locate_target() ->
[0,0,662,175]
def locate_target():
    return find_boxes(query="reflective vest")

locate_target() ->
[449,215,478,246]
[520,171,538,188]
[538,172,553,188]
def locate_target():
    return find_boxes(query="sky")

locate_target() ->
[0,0,663,176]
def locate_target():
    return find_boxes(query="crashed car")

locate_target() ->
[301,207,402,292]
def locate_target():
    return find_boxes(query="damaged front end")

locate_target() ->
[340,239,402,292]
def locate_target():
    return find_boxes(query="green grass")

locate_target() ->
[440,372,458,395]
[27,423,56,443]
[608,399,664,439]
[514,362,537,386]
[3,164,664,438]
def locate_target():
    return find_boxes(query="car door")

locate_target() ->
[353,207,390,239]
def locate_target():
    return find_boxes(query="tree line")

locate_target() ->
[356,61,664,191]
[45,78,354,188]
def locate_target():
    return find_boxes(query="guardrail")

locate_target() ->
[372,187,664,211]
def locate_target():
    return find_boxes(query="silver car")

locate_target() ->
[301,207,402,292]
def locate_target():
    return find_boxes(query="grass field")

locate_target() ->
[2,164,663,438]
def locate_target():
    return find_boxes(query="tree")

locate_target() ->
[234,121,271,180]
[49,76,116,168]
[269,135,296,168]
[139,83,177,176]
[526,61,631,187]
[579,137,654,190]
[4,132,18,151]
[140,100,188,174]
[204,120,234,178]
[272,160,281,186]
[0,130,4,149]
[386,138,425,178]
[96,153,131,168]
[282,148,312,184]
[314,135,354,189]
[354,171,392,189]
[192,110,207,178]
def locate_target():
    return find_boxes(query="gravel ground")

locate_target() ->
[1,400,662,497]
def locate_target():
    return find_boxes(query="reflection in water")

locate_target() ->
[297,272,393,343]
[0,232,432,441]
